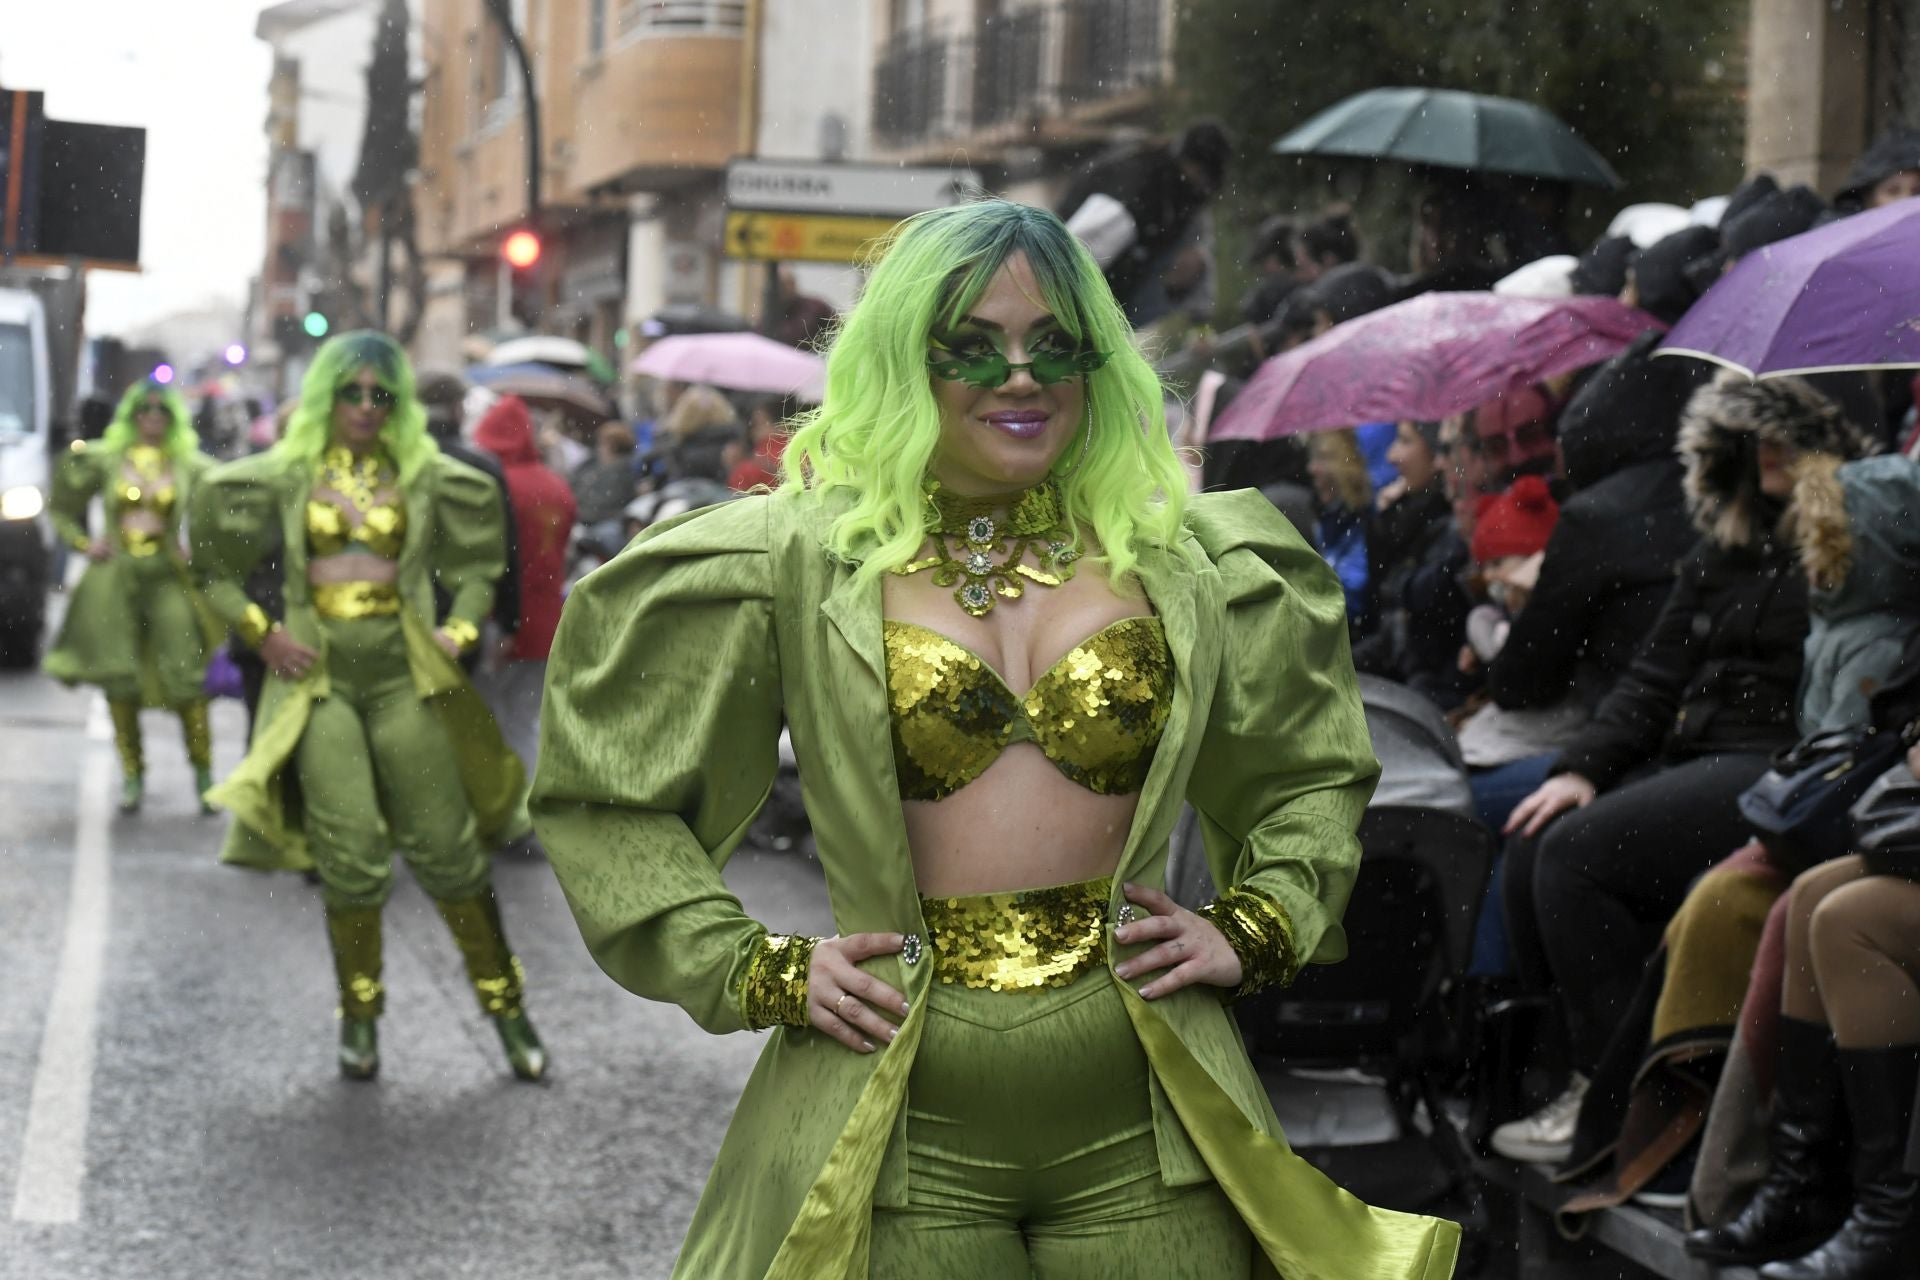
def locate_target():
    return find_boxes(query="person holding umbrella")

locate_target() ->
[533,199,1458,1278]
[192,331,546,1083]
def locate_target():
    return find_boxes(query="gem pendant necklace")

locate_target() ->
[892,479,1080,617]
[320,444,389,514]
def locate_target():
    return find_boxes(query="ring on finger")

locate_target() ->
[833,992,850,1019]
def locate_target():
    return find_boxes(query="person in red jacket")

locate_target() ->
[471,396,577,769]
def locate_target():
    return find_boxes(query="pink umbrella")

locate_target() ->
[630,331,826,401]
[1209,292,1661,441]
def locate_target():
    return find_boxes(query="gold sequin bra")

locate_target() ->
[884,616,1173,802]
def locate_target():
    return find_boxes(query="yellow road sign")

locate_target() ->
[724,211,900,263]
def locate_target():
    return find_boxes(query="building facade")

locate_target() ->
[1746,0,1920,192]
[253,0,386,393]
[413,0,751,367]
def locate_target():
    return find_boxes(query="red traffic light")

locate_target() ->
[502,230,542,269]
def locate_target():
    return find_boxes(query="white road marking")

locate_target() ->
[11,742,113,1224]
[84,694,108,743]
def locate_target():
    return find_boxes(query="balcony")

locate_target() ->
[874,0,1168,152]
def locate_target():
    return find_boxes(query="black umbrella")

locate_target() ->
[1274,88,1622,189]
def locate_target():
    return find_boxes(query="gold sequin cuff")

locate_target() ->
[235,603,278,648]
[314,580,401,620]
[741,933,820,1030]
[1198,886,1299,1000]
[438,616,481,654]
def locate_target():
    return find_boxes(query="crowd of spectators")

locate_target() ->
[1145,125,1920,1277]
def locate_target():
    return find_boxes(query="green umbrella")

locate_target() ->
[1274,87,1622,189]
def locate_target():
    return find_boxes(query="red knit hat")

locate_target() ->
[1471,475,1560,562]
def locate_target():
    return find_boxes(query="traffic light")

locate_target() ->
[502,229,542,269]
[303,311,330,339]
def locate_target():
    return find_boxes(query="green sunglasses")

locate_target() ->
[928,343,1110,389]
[336,384,397,409]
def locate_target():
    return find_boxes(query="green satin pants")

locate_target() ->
[101,552,205,706]
[296,616,487,910]
[868,967,1253,1278]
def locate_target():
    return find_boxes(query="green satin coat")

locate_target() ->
[532,485,1461,1280]
[44,440,219,704]
[190,447,528,871]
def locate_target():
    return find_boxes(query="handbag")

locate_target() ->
[203,644,246,701]
[1849,764,1920,881]
[1737,726,1907,875]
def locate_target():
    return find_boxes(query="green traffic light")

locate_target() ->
[303,311,330,338]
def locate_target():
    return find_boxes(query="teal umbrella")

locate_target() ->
[1274,87,1622,189]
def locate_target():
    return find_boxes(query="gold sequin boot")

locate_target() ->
[177,699,215,815]
[324,906,384,1080]
[435,888,546,1081]
[108,699,143,813]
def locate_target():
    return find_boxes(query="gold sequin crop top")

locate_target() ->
[115,446,178,521]
[115,476,177,521]
[884,616,1173,801]
[306,496,407,560]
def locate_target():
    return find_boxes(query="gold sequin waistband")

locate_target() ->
[919,876,1114,992]
[312,580,401,620]
[119,526,165,557]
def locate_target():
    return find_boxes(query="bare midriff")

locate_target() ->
[308,551,400,586]
[883,551,1154,898]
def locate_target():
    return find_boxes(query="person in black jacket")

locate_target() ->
[1485,330,1707,718]
[1490,375,1879,1164]
[1353,420,1474,709]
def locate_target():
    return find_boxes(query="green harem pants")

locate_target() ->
[297,615,489,910]
[868,967,1253,1277]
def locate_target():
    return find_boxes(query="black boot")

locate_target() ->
[1687,1018,1851,1263]
[1761,1043,1920,1280]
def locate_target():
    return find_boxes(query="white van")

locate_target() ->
[0,287,53,665]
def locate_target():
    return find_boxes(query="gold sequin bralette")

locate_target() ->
[307,448,407,560]
[884,615,1173,802]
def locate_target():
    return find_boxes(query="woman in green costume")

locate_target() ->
[534,202,1460,1278]
[191,330,546,1083]
[45,379,216,814]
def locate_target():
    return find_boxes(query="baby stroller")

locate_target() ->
[1166,674,1493,1225]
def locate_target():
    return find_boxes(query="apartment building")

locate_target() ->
[413,0,749,364]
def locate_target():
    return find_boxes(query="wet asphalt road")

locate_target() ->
[0,661,834,1280]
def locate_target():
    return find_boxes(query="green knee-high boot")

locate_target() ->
[108,699,143,813]
[177,699,215,815]
[323,906,384,1080]
[435,888,547,1081]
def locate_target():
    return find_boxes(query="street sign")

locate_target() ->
[725,159,983,218]
[724,210,901,264]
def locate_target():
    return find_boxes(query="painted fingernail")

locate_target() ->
[862,1041,876,1053]
[899,1002,911,1015]
[885,1026,897,1041]
[1138,987,1153,999]
[1114,964,1132,979]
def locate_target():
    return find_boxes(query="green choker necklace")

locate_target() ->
[893,479,1080,617]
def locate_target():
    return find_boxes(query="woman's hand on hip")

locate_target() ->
[1113,883,1242,999]
[809,933,909,1053]
[1504,771,1598,837]
[259,628,318,680]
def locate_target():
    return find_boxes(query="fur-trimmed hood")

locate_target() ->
[1678,373,1879,551]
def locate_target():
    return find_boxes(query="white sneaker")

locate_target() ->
[1490,1073,1590,1164]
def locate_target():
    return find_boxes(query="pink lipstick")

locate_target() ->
[983,409,1049,440]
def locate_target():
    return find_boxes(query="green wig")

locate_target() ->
[101,379,199,462]
[779,199,1187,588]
[276,330,436,484]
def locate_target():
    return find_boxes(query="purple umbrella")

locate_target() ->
[1210,292,1660,442]
[1659,196,1920,377]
